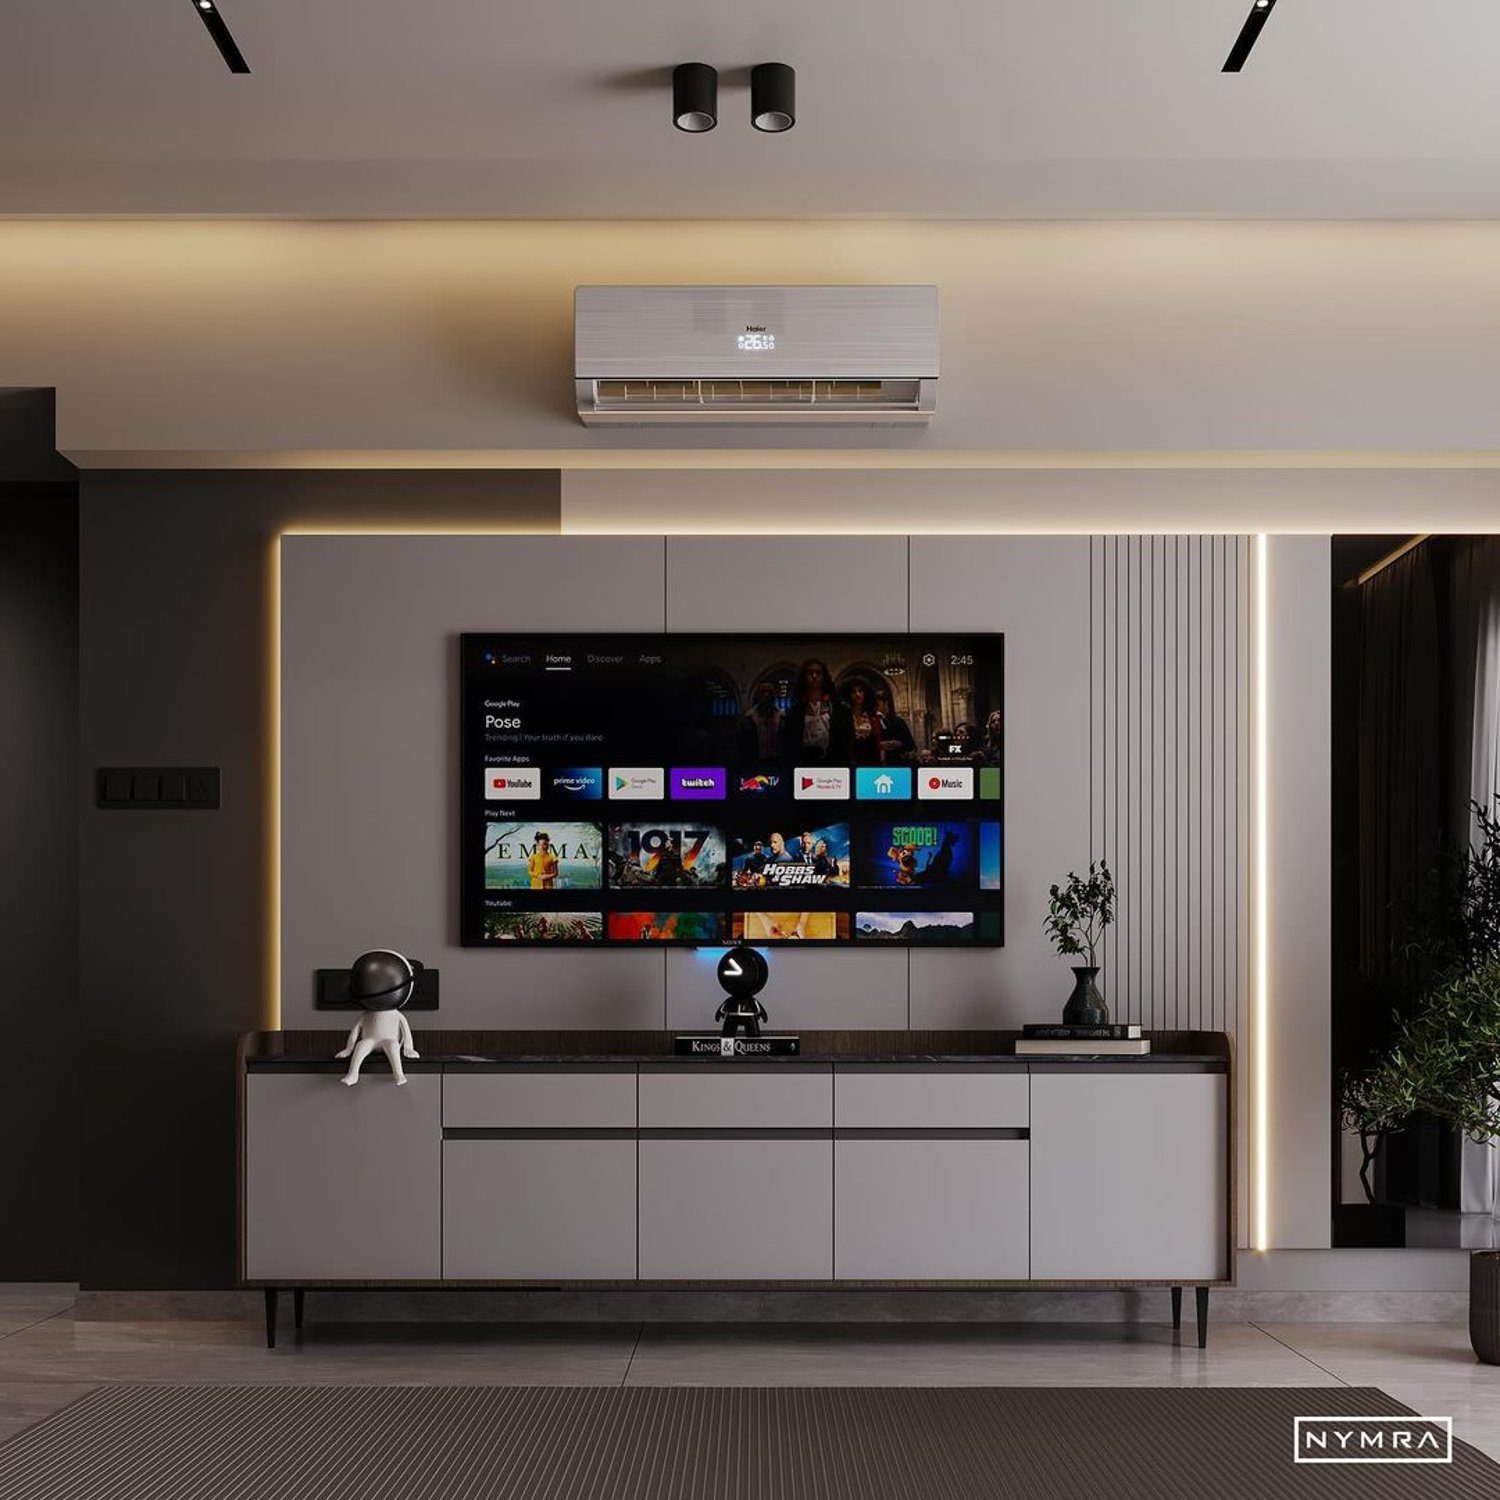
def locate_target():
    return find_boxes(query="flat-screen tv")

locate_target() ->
[461,634,1003,947]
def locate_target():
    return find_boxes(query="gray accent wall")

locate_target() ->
[79,471,559,1289]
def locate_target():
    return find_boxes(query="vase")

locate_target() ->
[1062,965,1109,1027]
[1472,1251,1500,1364]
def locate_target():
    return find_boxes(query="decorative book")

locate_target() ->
[673,1035,802,1058]
[1021,1023,1142,1040]
[1013,1038,1152,1056]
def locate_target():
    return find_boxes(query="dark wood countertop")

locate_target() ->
[243,1029,1231,1069]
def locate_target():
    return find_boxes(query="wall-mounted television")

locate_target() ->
[461,634,1003,947]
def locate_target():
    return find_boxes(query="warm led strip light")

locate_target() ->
[1253,533,1270,1251]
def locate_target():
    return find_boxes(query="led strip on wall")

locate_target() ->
[1253,533,1270,1251]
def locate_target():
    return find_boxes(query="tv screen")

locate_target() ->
[461,634,1003,947]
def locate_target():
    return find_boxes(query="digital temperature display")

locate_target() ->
[736,333,775,352]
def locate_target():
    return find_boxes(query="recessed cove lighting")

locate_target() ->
[672,62,718,133]
[188,0,250,73]
[751,62,796,133]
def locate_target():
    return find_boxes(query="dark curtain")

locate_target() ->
[1356,545,1443,987]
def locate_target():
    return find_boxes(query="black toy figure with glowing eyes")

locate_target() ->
[334,950,423,1085]
[714,945,771,1037]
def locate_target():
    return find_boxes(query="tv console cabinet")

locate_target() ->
[240,1030,1233,1348]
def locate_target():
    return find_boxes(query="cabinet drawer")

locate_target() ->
[638,1136,832,1279]
[638,1066,832,1129]
[834,1068,1028,1129]
[443,1138,636,1280]
[835,1137,1029,1279]
[443,1070,636,1130]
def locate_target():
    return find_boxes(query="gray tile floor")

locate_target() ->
[1,1289,1497,1462]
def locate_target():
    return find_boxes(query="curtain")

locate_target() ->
[1451,538,1500,1214]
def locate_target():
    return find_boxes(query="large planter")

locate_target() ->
[1472,1251,1500,1364]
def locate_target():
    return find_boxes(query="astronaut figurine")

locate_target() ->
[335,949,423,1086]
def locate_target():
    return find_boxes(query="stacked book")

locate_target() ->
[1014,1024,1149,1056]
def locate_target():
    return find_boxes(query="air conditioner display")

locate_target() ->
[461,633,1003,946]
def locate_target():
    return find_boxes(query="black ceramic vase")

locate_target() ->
[1062,965,1109,1027]
[1472,1251,1500,1365]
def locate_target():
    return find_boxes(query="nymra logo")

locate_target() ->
[1294,1416,1452,1465]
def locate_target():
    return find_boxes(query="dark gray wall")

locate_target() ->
[1,480,79,1279]
[79,471,559,1289]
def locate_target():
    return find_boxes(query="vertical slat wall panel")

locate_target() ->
[1090,536,1250,1041]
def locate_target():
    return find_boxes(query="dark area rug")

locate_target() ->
[2,1384,1497,1499]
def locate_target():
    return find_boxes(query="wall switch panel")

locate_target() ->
[97,767,220,809]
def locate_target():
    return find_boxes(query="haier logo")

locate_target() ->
[794,768,851,801]
[485,766,541,801]
[549,767,603,800]
[918,768,974,801]
[856,767,913,801]
[608,768,665,801]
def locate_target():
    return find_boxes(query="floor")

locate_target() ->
[2,1288,1498,1464]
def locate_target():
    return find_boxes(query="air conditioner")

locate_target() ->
[574,285,938,425]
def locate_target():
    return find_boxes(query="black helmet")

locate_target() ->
[348,950,422,1011]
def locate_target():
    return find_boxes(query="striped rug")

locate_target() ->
[1,1385,1495,1499]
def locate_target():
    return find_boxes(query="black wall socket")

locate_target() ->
[97,767,220,809]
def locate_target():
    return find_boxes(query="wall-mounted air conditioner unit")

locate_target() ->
[574,285,938,425]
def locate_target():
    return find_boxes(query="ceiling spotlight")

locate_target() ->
[751,63,795,133]
[673,62,718,133]
[188,0,249,71]
[1223,0,1280,71]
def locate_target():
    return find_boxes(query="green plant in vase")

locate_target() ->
[1044,860,1116,1026]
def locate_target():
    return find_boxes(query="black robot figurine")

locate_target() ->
[714,946,771,1037]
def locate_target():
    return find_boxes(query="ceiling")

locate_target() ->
[4,1,1500,217]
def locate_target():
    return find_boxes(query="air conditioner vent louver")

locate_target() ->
[575,286,938,425]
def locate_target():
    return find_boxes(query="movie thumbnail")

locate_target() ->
[855,821,975,890]
[606,824,728,888]
[979,821,1003,891]
[733,911,852,942]
[856,911,976,943]
[731,823,850,889]
[485,822,603,890]
[607,912,725,943]
[484,910,603,942]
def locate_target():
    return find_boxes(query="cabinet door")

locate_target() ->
[835,1138,1029,1279]
[638,1137,832,1280]
[443,1138,637,1280]
[244,1070,441,1280]
[1029,1070,1227,1280]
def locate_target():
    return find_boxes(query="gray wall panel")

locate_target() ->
[906,538,1092,1028]
[280,535,665,1029]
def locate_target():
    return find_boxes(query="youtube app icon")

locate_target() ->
[484,765,541,800]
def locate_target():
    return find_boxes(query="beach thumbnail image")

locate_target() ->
[607,911,725,943]
[732,911,851,942]
[855,820,974,890]
[606,824,728,888]
[979,821,1003,891]
[855,911,976,943]
[731,822,850,889]
[485,821,603,890]
[484,910,603,942]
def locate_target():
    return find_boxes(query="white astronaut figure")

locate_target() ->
[335,949,423,1086]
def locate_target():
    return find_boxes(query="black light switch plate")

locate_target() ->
[316,968,440,1011]
[97,767,220,809]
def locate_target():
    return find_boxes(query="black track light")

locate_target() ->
[673,63,718,133]
[750,63,795,133]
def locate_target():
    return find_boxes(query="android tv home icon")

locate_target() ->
[856,766,913,800]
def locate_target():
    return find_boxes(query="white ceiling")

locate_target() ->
[4,0,1500,216]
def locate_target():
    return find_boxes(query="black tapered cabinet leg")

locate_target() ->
[293,1288,305,1333]
[263,1288,278,1349]
[1195,1287,1209,1349]
[1171,1287,1182,1330]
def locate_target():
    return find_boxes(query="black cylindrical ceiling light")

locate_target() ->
[750,62,795,132]
[673,62,718,132]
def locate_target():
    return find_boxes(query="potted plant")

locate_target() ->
[1044,860,1116,1026]
[1342,959,1500,1361]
